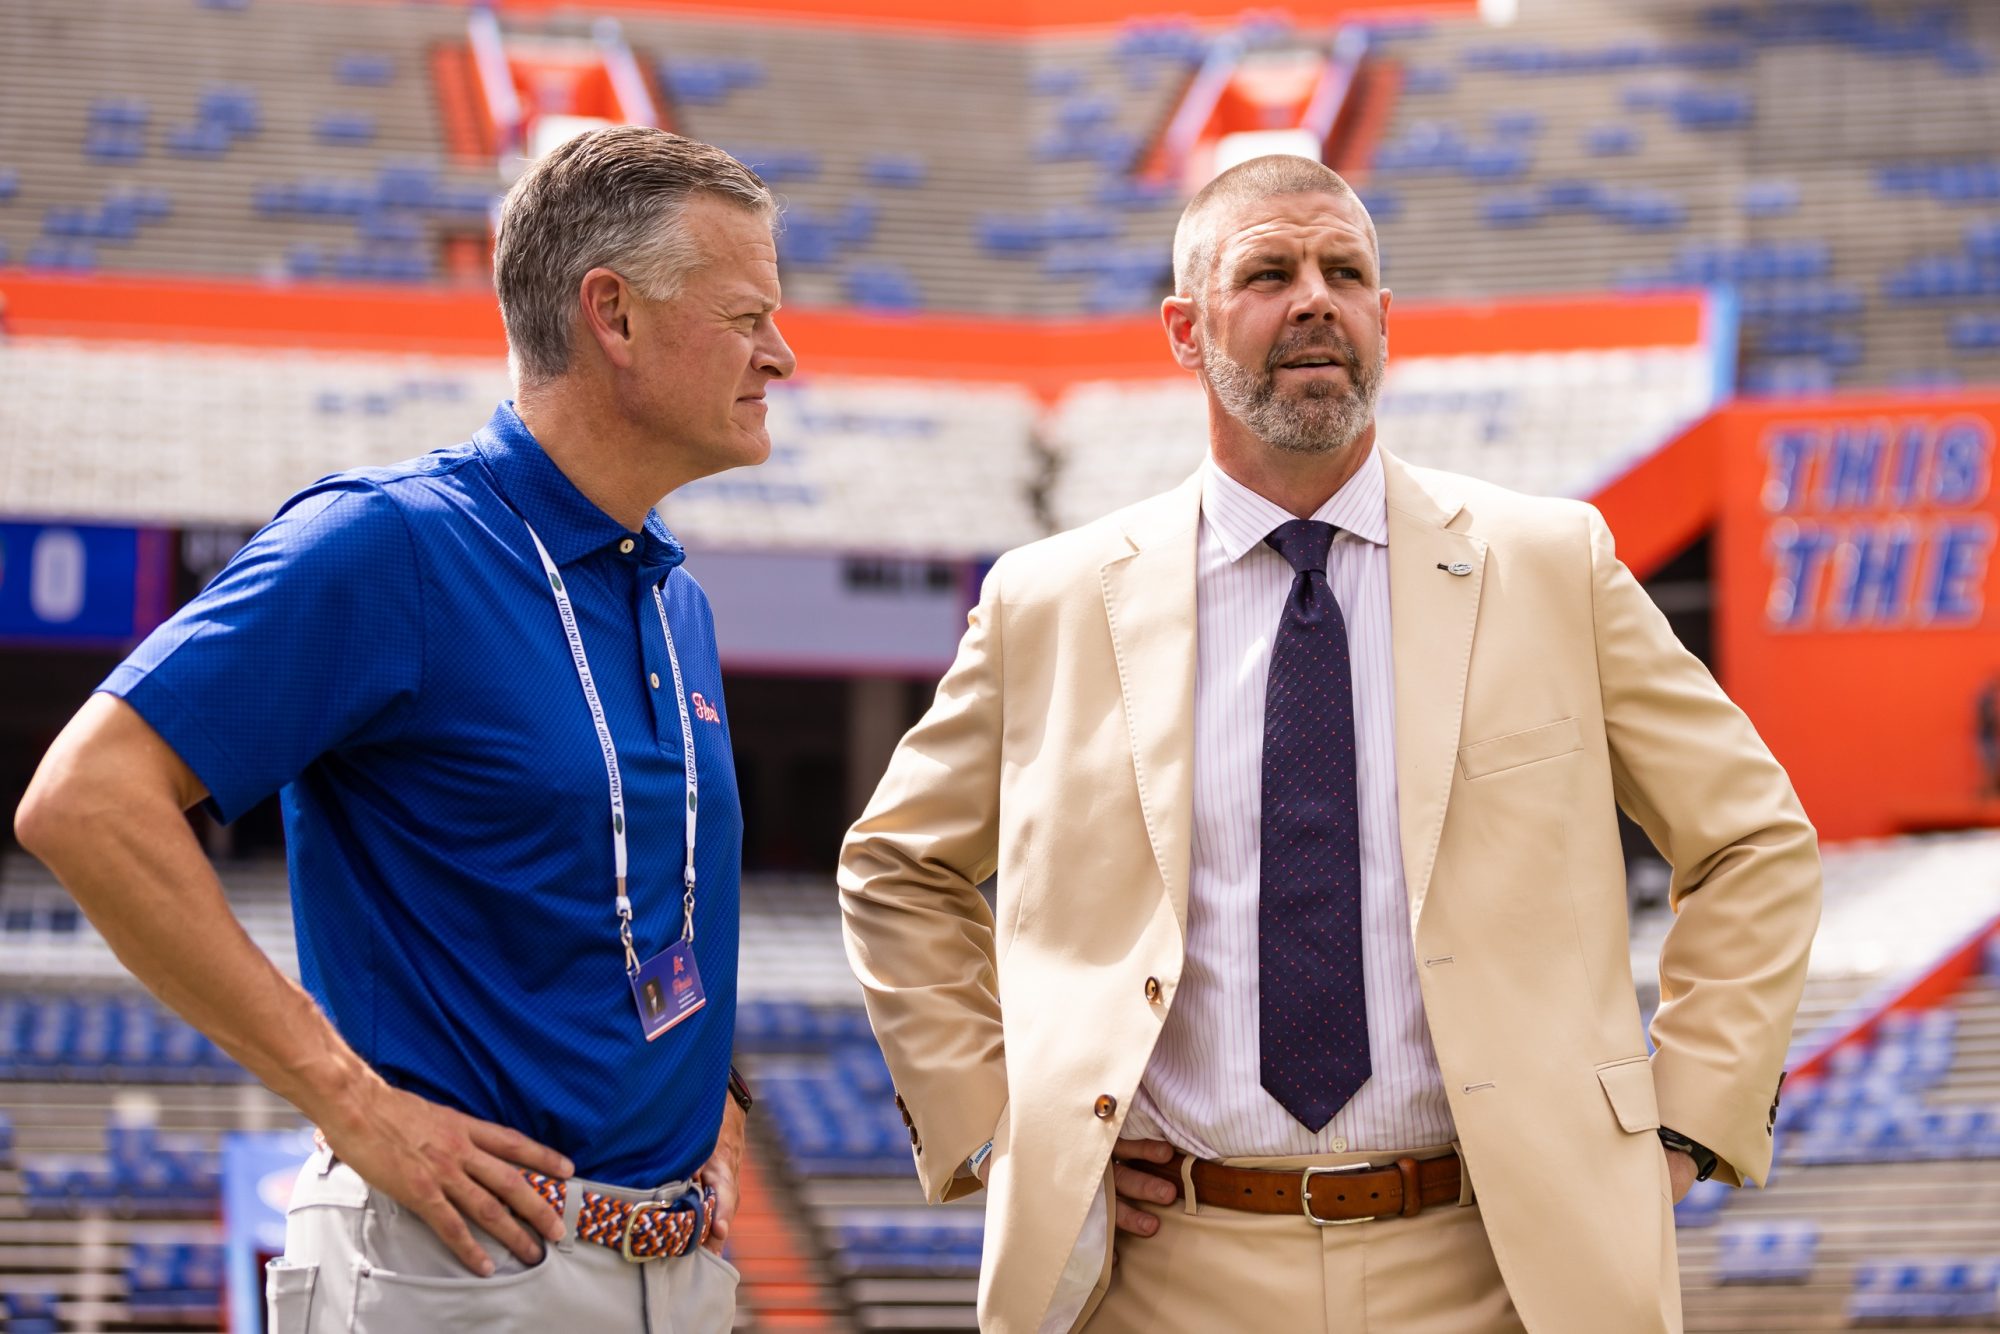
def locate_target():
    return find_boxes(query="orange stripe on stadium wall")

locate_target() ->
[472,0,1476,35]
[0,272,1707,392]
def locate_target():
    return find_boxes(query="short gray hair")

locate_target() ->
[1171,155,1377,303]
[494,126,776,385]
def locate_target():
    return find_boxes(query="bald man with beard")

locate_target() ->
[838,156,1820,1333]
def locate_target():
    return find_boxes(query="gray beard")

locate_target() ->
[1203,328,1385,455]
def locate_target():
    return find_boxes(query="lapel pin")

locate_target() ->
[1437,562,1473,577]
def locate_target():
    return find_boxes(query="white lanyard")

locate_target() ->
[523,522,699,975]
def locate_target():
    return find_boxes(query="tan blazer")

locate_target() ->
[838,452,1821,1333]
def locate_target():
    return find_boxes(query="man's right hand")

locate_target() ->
[318,1082,575,1275]
[15,698,577,1280]
[1111,1137,1179,1237]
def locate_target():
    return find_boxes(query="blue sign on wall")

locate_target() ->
[0,520,171,645]
[222,1129,315,1332]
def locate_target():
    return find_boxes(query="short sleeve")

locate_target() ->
[99,481,426,822]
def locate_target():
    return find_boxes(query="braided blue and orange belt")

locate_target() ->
[521,1171,717,1261]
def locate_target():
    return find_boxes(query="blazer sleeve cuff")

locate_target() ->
[1651,1047,1781,1188]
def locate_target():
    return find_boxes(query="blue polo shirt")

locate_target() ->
[101,402,742,1188]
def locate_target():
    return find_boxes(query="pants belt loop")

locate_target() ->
[1451,1140,1475,1207]
[1179,1153,1200,1215]
[559,1179,581,1253]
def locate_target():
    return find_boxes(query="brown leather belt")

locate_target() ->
[1126,1150,1461,1225]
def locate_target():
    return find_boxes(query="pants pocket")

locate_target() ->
[351,1253,560,1333]
[266,1260,319,1333]
[681,1245,741,1333]
[692,1244,740,1286]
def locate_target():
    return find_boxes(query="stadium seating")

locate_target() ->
[1364,1,2000,392]
[1045,344,1719,529]
[125,1240,226,1319]
[0,340,1046,557]
[0,0,490,285]
[1714,1220,1820,1284]
[2,852,296,984]
[5,839,2000,1332]
[1849,1259,2000,1322]
[8,0,2000,389]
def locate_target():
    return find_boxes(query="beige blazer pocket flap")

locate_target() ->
[1458,717,1582,781]
[1595,1057,1662,1134]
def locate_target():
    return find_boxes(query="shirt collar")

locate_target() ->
[1200,442,1390,564]
[474,401,684,574]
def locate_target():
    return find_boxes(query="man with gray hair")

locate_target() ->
[17,126,794,1331]
[839,154,1818,1331]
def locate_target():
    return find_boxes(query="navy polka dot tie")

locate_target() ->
[1259,519,1370,1132]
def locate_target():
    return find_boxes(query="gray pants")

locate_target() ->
[266,1146,739,1333]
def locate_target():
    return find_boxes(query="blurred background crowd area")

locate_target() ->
[2,0,2000,1329]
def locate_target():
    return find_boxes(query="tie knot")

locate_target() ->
[1264,519,1337,575]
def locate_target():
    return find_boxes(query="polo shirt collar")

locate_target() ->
[1200,441,1390,564]
[474,401,684,572]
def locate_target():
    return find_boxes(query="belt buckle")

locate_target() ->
[1301,1162,1380,1227]
[619,1199,668,1262]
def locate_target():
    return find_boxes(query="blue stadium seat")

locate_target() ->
[658,57,764,106]
[1487,110,1543,137]
[166,123,232,158]
[127,1240,225,1316]
[1597,187,1685,230]
[335,53,396,86]
[1401,66,1455,95]
[1112,18,1207,65]
[1664,86,1753,129]
[864,154,928,188]
[1850,1258,2000,1321]
[1715,1220,1818,1283]
[1058,96,1115,134]
[719,146,819,184]
[316,113,377,146]
[1583,124,1641,156]
[1351,186,1401,225]
[1481,193,1544,227]
[85,129,146,164]
[3,1291,60,1334]
[24,241,97,272]
[1029,67,1084,96]
[845,262,920,310]
[1739,179,1800,216]
[198,87,262,137]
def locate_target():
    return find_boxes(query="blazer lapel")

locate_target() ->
[1383,452,1486,928]
[1100,472,1203,936]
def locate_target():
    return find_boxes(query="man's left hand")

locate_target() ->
[699,1096,747,1254]
[1664,1147,1698,1204]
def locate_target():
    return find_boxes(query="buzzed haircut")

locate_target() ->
[1171,155,1378,302]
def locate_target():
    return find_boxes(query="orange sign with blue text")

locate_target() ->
[1717,394,2000,841]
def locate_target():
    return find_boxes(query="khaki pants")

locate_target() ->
[266,1146,738,1333]
[1084,1147,1524,1334]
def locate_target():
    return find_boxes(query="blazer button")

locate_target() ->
[1094,1094,1117,1120]
[1144,977,1162,1003]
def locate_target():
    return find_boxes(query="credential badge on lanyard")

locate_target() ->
[525,522,705,1042]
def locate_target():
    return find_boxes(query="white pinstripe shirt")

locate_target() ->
[1126,446,1455,1157]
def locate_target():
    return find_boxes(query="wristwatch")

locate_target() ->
[1658,1126,1718,1181]
[727,1065,754,1115]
